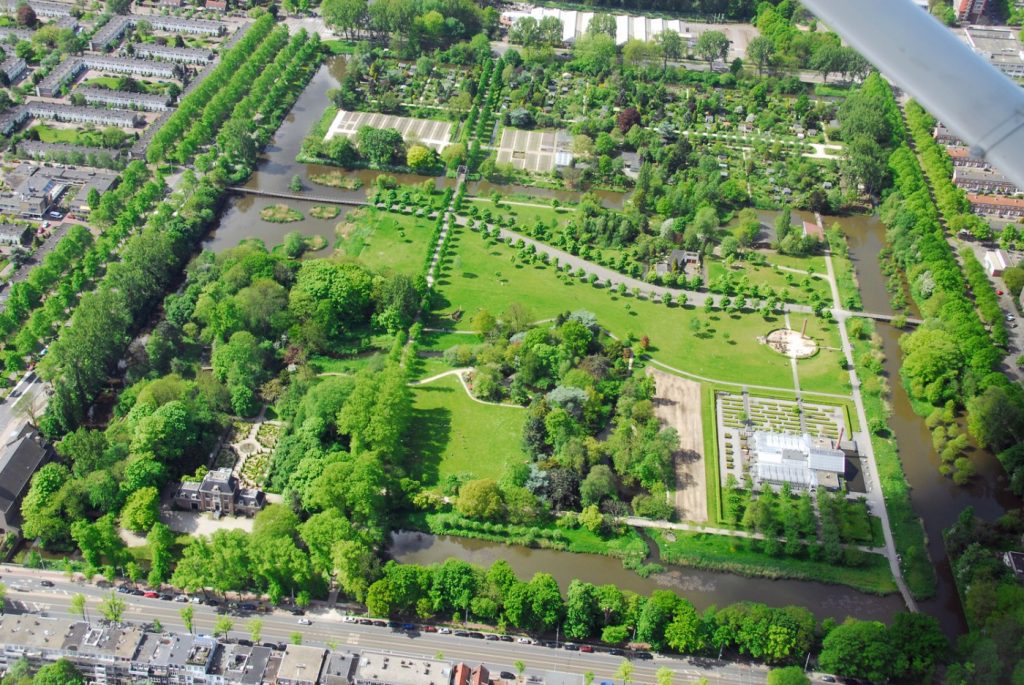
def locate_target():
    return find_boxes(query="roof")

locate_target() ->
[0,424,48,514]
[985,249,1009,270]
[354,651,453,685]
[320,651,359,685]
[952,166,1017,185]
[199,467,237,494]
[968,193,1024,208]
[278,644,327,683]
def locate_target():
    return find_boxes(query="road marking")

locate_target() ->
[347,632,359,644]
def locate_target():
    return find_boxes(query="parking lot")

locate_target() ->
[325,109,453,151]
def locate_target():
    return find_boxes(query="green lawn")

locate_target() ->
[31,125,81,144]
[80,76,172,94]
[790,312,850,396]
[309,353,382,375]
[435,227,848,394]
[650,529,898,595]
[470,197,571,231]
[409,373,527,486]
[337,209,432,274]
[708,258,831,305]
[765,252,828,274]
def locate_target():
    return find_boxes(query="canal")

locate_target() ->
[839,213,1018,635]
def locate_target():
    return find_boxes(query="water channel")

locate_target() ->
[203,56,1017,631]
[838,213,1019,635]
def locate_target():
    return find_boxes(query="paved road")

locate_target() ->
[0,568,778,685]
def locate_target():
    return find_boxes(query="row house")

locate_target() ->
[967,193,1024,218]
[952,166,1020,194]
[0,56,27,85]
[946,145,989,168]
[77,86,171,111]
[26,101,144,127]
[130,42,214,64]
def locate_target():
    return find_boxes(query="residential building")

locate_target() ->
[131,632,219,683]
[654,248,700,277]
[957,0,988,21]
[500,6,718,48]
[0,223,31,247]
[210,643,283,684]
[53,15,79,31]
[173,467,265,517]
[932,123,961,145]
[146,15,227,35]
[0,163,67,218]
[206,0,228,11]
[353,651,453,685]
[960,25,1024,78]
[984,249,1009,277]
[751,431,846,489]
[77,86,172,111]
[0,0,71,18]
[0,107,28,136]
[0,56,26,85]
[967,192,1024,217]
[131,42,214,64]
[26,102,145,128]
[1004,550,1024,580]
[161,0,183,7]
[946,145,989,168]
[90,14,132,51]
[277,645,327,685]
[0,26,34,42]
[952,166,1020,194]
[17,140,124,166]
[0,423,51,535]
[35,56,85,97]
[84,54,180,78]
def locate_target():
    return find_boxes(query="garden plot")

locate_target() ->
[495,128,573,173]
[325,109,453,151]
[716,392,846,488]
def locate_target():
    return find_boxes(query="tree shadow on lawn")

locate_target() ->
[407,399,452,486]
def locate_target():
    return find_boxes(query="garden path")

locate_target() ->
[413,367,524,409]
[647,367,707,523]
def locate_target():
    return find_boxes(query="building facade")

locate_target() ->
[751,431,846,489]
[0,423,51,534]
[173,468,265,517]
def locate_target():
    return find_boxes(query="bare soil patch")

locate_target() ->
[647,367,707,523]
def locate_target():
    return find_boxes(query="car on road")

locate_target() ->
[190,597,203,604]
[159,594,173,601]
[484,634,499,641]
[422,625,437,632]
[39,580,54,587]
[143,591,159,598]
[608,649,626,656]
[563,643,578,651]
[454,631,469,637]
[343,616,357,623]
[9,586,27,592]
[500,673,516,680]
[372,621,387,627]
[579,645,594,653]
[499,635,513,642]
[289,608,305,616]
[297,618,312,625]
[516,637,532,644]
[820,678,836,683]
[238,603,257,612]
[204,598,219,606]
[438,627,451,634]
[467,632,484,639]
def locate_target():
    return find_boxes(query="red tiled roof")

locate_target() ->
[967,193,1024,208]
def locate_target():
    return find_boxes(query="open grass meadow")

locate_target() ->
[409,373,527,486]
[435,227,849,395]
[707,258,832,305]
[336,209,433,274]
[649,528,899,595]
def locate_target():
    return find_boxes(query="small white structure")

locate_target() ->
[984,248,1009,277]
[752,431,845,489]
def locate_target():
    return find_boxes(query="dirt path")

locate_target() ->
[647,367,707,523]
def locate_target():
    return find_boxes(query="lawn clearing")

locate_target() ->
[435,227,848,394]
[31,125,81,144]
[336,208,432,274]
[410,373,528,486]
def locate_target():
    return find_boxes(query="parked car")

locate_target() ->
[631,651,653,660]
[820,677,837,683]
[438,627,452,634]
[39,580,54,587]
[454,631,469,637]
[130,589,145,596]
[608,649,626,656]
[237,639,253,647]
[159,594,173,601]
[116,586,131,594]
[190,597,203,604]
[238,603,257,612]
[563,643,579,651]
[204,598,219,606]
[372,621,387,627]
[500,673,516,680]
[422,625,437,632]
[174,595,188,602]
[48,211,62,219]
[297,618,312,625]
[357,619,371,625]
[499,635,513,642]
[579,645,594,653]
[289,608,305,616]
[467,632,484,639]
[402,623,417,631]
[343,616,357,623]
[516,637,532,644]
[143,591,158,599]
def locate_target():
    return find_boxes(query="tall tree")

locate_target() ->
[695,31,729,68]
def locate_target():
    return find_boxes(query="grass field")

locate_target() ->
[650,529,898,595]
[336,209,432,274]
[409,373,527,486]
[435,227,848,394]
[707,259,831,305]
[470,197,571,231]
[31,125,81,144]
[80,76,172,94]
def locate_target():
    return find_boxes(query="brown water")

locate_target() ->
[389,531,906,622]
[838,213,1019,635]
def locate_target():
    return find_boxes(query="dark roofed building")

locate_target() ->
[0,423,52,535]
[173,467,264,517]
[0,224,31,248]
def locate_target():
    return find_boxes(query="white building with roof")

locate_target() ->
[752,431,845,489]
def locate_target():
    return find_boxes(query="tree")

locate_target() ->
[106,0,132,14]
[811,43,846,83]
[31,659,83,685]
[766,667,809,685]
[818,620,895,683]
[615,659,634,685]
[656,31,683,70]
[291,631,303,645]
[655,668,674,685]
[180,605,194,634]
[888,612,946,682]
[587,13,617,38]
[695,31,729,68]
[515,661,526,681]
[573,33,617,76]
[406,144,435,171]
[967,384,1024,451]
[70,593,87,623]
[746,36,775,74]
[15,4,35,27]
[120,486,160,533]
[99,593,126,623]
[357,126,405,167]
[289,175,303,192]
[322,0,367,36]
[248,619,263,644]
[565,580,599,639]
[214,616,234,638]
[617,107,641,135]
[457,479,505,520]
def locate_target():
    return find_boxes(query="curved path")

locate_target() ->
[413,367,524,409]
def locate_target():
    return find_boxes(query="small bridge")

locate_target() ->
[227,186,369,207]
[855,311,924,326]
